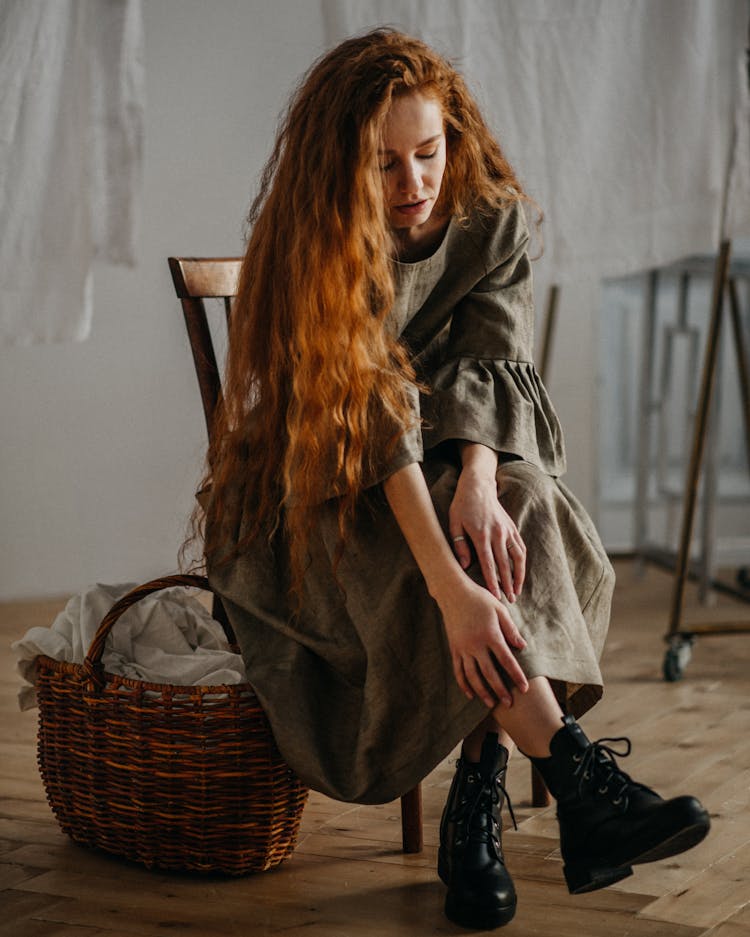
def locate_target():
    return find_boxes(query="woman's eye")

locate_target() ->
[380,149,437,172]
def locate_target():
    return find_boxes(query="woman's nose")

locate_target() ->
[399,160,421,195]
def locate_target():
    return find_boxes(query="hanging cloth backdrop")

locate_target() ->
[322,0,750,284]
[0,0,144,345]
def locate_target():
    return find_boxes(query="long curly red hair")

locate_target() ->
[197,28,531,599]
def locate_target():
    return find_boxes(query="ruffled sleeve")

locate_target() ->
[421,202,567,477]
[423,358,566,476]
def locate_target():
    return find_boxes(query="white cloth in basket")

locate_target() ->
[12,583,248,710]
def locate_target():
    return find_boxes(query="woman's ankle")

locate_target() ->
[462,712,517,763]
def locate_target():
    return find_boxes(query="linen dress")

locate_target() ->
[208,199,615,805]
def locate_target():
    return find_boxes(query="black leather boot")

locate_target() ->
[531,716,711,895]
[438,733,517,929]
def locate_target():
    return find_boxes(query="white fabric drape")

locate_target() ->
[0,0,144,345]
[12,582,248,711]
[322,0,750,283]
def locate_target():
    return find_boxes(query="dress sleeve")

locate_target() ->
[362,379,424,488]
[422,202,567,477]
[318,379,423,501]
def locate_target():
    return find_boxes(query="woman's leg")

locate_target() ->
[488,675,564,756]
[462,714,514,762]
[461,673,561,760]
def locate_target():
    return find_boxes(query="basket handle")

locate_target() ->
[83,574,211,688]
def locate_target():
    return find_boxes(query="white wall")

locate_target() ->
[0,0,600,600]
[0,0,327,599]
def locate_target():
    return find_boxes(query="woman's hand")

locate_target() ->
[383,460,528,708]
[450,444,526,604]
[435,574,528,707]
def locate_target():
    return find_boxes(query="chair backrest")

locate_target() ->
[168,257,243,442]
[168,256,244,640]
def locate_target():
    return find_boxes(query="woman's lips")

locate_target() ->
[394,199,429,215]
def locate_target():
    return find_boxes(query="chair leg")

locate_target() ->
[531,763,552,807]
[400,784,423,853]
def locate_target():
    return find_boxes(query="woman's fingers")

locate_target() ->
[510,533,526,597]
[493,613,529,692]
[464,608,529,701]
[490,534,515,602]
[490,522,525,603]
[475,538,503,601]
[495,647,528,695]
[448,481,527,603]
[450,526,472,570]
[464,656,500,709]
[460,647,522,708]
[452,655,474,700]
[497,604,527,653]
[476,652,512,707]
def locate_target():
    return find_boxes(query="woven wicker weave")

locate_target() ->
[34,574,308,875]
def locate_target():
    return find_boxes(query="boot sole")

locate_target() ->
[630,815,711,866]
[445,892,517,929]
[438,849,517,928]
[565,863,633,895]
[564,812,711,895]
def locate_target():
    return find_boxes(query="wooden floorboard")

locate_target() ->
[1,561,748,935]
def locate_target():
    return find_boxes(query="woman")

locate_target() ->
[200,29,710,930]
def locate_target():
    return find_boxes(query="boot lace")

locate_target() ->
[572,735,633,809]
[453,766,518,843]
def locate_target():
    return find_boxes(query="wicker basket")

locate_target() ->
[34,574,308,875]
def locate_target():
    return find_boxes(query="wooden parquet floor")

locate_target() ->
[1,560,749,936]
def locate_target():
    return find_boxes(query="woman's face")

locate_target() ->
[381,91,447,237]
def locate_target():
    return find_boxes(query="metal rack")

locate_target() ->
[633,243,750,680]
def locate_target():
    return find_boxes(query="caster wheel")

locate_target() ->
[663,636,694,682]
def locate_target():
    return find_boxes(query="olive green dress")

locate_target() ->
[208,200,615,804]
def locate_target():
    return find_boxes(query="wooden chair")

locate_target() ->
[168,256,425,852]
[168,256,552,853]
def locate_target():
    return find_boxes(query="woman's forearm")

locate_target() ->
[457,440,498,479]
[382,462,465,604]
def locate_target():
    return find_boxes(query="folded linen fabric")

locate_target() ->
[11,582,248,710]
